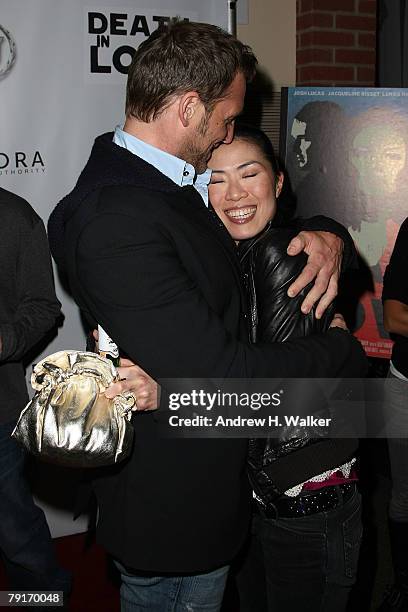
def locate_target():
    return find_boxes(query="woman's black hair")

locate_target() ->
[233,123,296,225]
[233,123,280,176]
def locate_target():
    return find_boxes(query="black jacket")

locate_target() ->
[240,224,362,501]
[0,188,60,424]
[48,133,366,573]
[382,218,408,377]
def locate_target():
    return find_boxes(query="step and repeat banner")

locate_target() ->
[0,0,230,536]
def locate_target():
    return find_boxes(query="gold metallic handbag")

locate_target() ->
[12,350,136,467]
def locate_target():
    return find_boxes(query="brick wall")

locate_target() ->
[296,0,377,86]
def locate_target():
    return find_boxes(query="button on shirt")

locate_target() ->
[113,127,212,206]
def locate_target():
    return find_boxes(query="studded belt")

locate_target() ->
[254,482,356,519]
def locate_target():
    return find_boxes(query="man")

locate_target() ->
[0,187,71,598]
[48,21,365,611]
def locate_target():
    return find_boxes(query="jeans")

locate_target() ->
[0,420,71,594]
[235,485,362,612]
[115,561,229,611]
[384,371,408,522]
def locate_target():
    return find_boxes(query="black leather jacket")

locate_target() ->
[239,223,358,502]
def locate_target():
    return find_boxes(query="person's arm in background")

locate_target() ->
[0,214,61,361]
[384,301,408,336]
[383,218,408,336]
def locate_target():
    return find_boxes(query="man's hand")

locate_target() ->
[105,358,159,411]
[92,329,159,410]
[287,230,344,318]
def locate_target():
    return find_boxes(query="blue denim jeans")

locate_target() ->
[236,485,362,612]
[0,420,71,594]
[115,561,229,611]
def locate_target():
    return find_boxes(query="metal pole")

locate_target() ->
[227,0,238,36]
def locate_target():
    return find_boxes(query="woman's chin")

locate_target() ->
[229,225,258,242]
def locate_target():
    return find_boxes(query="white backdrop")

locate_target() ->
[0,0,231,536]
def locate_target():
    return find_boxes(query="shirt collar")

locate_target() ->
[113,126,211,205]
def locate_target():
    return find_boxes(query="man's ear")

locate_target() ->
[178,92,202,128]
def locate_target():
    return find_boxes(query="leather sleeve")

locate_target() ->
[244,227,362,500]
[252,228,334,343]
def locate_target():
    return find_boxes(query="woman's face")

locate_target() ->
[350,125,406,198]
[208,138,283,241]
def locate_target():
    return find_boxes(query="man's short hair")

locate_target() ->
[126,20,257,122]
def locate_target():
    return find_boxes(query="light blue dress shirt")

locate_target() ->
[113,126,212,206]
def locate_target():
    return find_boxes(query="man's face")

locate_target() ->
[291,118,311,169]
[350,125,406,197]
[181,72,246,174]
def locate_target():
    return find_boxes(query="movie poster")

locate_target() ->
[281,87,408,359]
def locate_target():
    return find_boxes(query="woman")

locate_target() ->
[207,125,363,612]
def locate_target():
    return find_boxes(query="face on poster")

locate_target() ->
[283,87,408,359]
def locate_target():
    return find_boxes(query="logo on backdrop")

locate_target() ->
[0,150,46,177]
[0,24,16,78]
[86,10,191,80]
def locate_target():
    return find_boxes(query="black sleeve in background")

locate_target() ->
[383,218,408,305]
[0,218,61,362]
[290,214,358,272]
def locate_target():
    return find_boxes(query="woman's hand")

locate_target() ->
[105,358,159,411]
[286,230,343,318]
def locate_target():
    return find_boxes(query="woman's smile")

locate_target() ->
[224,205,257,223]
